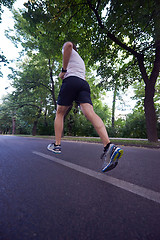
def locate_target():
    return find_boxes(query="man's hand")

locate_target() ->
[59,72,66,79]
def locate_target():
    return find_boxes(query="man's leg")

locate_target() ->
[80,103,110,147]
[54,105,70,145]
[80,103,123,172]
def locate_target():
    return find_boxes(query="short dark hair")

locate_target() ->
[72,42,77,52]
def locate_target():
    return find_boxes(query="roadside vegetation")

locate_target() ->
[8,134,160,149]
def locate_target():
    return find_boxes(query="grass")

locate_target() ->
[12,134,160,148]
[61,136,160,148]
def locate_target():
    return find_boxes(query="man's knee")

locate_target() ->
[56,105,69,116]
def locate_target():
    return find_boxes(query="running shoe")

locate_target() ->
[101,144,123,172]
[47,143,61,154]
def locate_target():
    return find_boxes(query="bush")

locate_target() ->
[121,111,147,138]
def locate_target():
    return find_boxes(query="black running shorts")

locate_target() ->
[57,76,93,106]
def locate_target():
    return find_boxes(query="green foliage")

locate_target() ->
[0,104,12,133]
[123,111,147,138]
[0,94,15,133]
[107,111,148,139]
[37,115,55,135]
[2,51,59,135]
[0,0,16,76]
[2,0,160,140]
[108,118,126,137]
[64,101,111,137]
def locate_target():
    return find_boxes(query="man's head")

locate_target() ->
[63,41,77,52]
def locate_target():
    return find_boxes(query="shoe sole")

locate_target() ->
[103,162,118,172]
[47,148,61,154]
[102,148,123,172]
[113,148,123,162]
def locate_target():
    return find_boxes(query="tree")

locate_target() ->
[0,93,17,134]
[7,52,59,135]
[0,100,12,134]
[132,78,160,137]
[0,0,16,76]
[20,0,160,141]
[87,0,160,142]
[6,7,77,110]
[98,62,127,132]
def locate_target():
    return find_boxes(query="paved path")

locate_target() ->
[0,135,160,240]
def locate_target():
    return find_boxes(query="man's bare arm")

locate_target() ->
[59,42,73,79]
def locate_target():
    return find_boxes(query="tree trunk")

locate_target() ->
[32,120,38,136]
[137,53,159,142]
[12,117,16,135]
[48,59,57,110]
[144,83,158,142]
[32,107,42,136]
[112,86,117,129]
[44,107,48,127]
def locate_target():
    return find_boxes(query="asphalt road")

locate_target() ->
[0,135,160,240]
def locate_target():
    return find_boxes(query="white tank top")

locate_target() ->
[63,48,86,80]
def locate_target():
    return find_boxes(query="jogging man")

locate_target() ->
[47,41,123,172]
